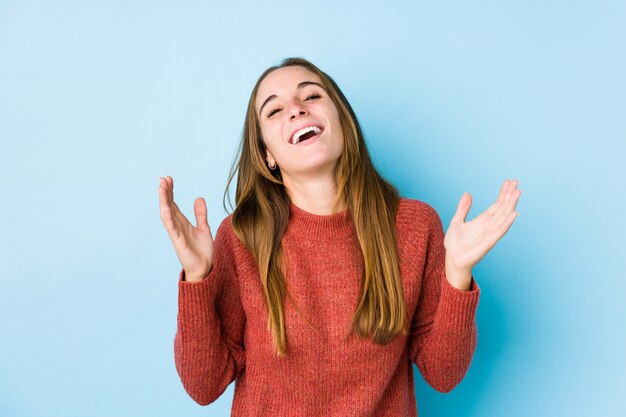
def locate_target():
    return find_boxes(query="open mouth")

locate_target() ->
[290,125,324,145]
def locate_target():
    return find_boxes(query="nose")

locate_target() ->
[288,101,308,120]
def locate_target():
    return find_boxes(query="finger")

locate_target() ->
[495,188,521,228]
[163,176,182,215]
[158,178,172,217]
[502,179,519,206]
[158,176,169,203]
[452,192,471,224]
[497,179,512,204]
[166,175,174,204]
[487,179,511,215]
[500,183,521,215]
[194,197,211,231]
[158,177,184,231]
[498,210,519,236]
[158,176,172,208]
[158,183,178,236]
[158,177,169,207]
[508,187,521,210]
[494,179,519,219]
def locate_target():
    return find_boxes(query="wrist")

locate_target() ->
[445,259,472,291]
[182,269,209,283]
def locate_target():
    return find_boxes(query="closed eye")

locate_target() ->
[267,108,280,117]
[267,94,322,118]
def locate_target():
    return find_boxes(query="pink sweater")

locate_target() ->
[174,197,480,416]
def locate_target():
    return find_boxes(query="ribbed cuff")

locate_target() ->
[436,275,480,333]
[177,268,218,333]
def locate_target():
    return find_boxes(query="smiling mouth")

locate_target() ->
[290,125,324,145]
[297,130,319,143]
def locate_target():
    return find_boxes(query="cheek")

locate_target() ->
[322,105,341,132]
[331,111,344,139]
[259,124,273,144]
[260,126,284,154]
[262,123,280,140]
[258,128,273,154]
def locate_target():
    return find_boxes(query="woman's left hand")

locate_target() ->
[444,179,522,275]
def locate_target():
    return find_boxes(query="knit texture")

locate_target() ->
[174,197,480,416]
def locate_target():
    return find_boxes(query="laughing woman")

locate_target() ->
[158,57,521,416]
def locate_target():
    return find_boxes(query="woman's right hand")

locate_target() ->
[158,176,214,282]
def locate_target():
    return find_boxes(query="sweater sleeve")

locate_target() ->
[408,204,480,393]
[173,217,246,405]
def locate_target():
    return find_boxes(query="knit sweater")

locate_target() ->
[174,197,480,417]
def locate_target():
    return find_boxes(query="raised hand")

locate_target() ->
[444,179,522,274]
[158,175,215,282]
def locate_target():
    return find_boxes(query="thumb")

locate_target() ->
[452,192,471,224]
[193,197,210,230]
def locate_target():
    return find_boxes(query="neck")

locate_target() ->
[283,173,344,215]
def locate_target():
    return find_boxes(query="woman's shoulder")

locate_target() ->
[212,214,257,263]
[214,213,235,239]
[397,196,442,229]
[213,213,248,255]
[394,197,444,254]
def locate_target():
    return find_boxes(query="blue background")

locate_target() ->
[1,1,624,416]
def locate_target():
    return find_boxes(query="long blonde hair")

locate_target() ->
[223,57,407,356]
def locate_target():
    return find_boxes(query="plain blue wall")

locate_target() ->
[1,1,624,416]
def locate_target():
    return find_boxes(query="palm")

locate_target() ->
[444,179,522,272]
[158,176,215,280]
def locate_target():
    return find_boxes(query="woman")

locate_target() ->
[158,57,521,416]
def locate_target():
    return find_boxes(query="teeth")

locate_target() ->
[291,125,322,144]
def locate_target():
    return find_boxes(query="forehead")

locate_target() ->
[256,66,322,107]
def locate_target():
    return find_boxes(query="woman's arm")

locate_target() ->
[174,217,246,405]
[408,205,480,393]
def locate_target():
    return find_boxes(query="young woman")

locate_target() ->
[158,57,521,416]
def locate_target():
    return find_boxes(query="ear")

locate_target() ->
[266,149,275,166]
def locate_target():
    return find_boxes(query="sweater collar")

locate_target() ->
[285,201,355,240]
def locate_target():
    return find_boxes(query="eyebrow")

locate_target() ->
[258,81,325,117]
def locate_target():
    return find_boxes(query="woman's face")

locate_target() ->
[255,66,344,178]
